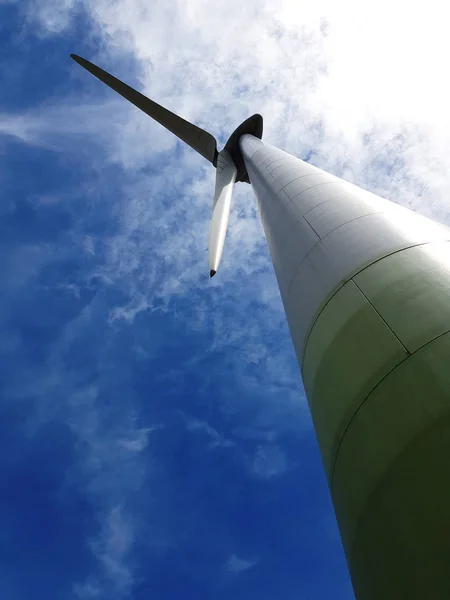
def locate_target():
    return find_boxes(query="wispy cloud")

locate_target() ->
[225,553,257,574]
[89,505,135,596]
[3,0,450,598]
[5,0,450,294]
[73,507,135,599]
[4,309,158,597]
[250,443,288,479]
[183,414,234,450]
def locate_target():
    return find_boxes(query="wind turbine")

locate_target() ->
[71,53,450,600]
[71,54,261,277]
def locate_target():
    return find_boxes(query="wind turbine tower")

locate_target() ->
[71,54,450,600]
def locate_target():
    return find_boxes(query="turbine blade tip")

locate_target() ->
[209,270,216,278]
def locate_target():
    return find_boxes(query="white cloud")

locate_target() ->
[250,443,288,479]
[183,414,234,449]
[74,506,136,599]
[118,425,163,452]
[11,346,154,598]
[73,580,101,599]
[225,553,257,574]
[90,506,135,594]
[6,0,450,596]
[6,0,450,295]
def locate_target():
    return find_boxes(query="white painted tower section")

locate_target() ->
[240,133,450,356]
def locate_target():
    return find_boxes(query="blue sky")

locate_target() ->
[1,0,449,598]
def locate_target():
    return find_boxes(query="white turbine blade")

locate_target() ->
[70,54,218,165]
[208,149,237,277]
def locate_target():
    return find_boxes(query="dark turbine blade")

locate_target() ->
[70,54,218,165]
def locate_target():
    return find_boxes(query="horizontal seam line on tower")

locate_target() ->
[303,209,388,250]
[267,183,349,267]
[329,349,412,494]
[287,180,343,202]
[299,240,446,365]
[269,160,318,177]
[352,280,411,355]
[287,210,391,297]
[263,157,285,170]
[269,169,322,183]
[257,159,279,171]
[301,192,355,220]
[412,327,450,354]
[276,173,332,190]
[330,325,450,563]
[261,173,322,219]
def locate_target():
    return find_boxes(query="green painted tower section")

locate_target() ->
[240,134,450,599]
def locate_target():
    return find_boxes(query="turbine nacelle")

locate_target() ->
[70,54,263,276]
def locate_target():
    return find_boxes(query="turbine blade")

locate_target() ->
[70,54,218,165]
[208,149,237,275]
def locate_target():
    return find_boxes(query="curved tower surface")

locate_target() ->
[240,133,450,599]
[71,53,450,599]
